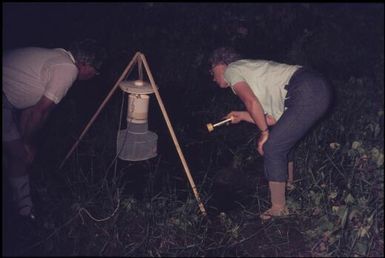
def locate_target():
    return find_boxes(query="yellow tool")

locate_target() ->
[206,116,233,132]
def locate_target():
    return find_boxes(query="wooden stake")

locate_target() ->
[140,54,207,216]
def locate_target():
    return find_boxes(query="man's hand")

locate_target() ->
[19,96,55,143]
[24,144,36,164]
[257,130,269,155]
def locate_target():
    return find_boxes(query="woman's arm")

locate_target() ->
[228,111,277,126]
[231,81,268,132]
[231,81,270,155]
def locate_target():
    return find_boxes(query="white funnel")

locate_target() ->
[117,80,158,161]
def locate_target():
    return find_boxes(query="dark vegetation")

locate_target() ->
[3,3,384,257]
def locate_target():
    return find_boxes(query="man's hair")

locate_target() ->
[208,47,242,67]
[68,38,106,70]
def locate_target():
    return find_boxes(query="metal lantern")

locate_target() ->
[116,80,158,161]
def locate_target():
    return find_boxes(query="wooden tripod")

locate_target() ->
[58,52,207,216]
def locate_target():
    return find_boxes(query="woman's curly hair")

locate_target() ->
[208,47,242,67]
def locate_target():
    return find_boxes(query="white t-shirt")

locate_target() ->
[2,47,78,109]
[224,59,301,121]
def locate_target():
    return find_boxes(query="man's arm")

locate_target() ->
[19,96,56,144]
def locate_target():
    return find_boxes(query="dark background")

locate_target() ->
[2,3,384,256]
[3,2,383,179]
[4,3,383,75]
[4,3,383,116]
[3,1,384,197]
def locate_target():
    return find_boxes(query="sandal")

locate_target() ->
[260,206,289,220]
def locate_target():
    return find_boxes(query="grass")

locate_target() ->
[3,71,384,257]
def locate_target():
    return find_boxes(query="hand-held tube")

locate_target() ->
[206,116,233,132]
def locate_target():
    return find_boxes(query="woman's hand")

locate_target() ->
[265,114,277,126]
[226,111,251,124]
[257,131,269,156]
[226,111,243,124]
